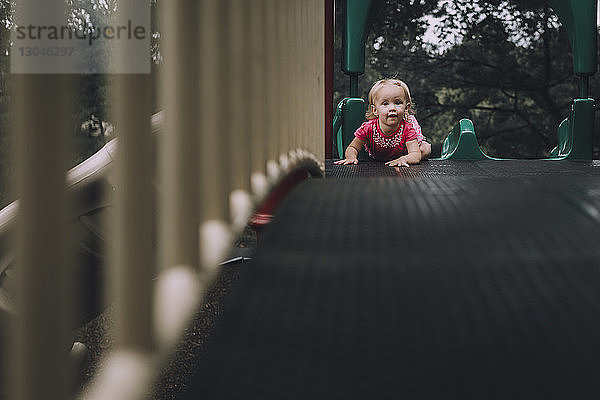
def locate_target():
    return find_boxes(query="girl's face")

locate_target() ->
[371,84,409,133]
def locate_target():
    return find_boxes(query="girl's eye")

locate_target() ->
[382,101,388,106]
[395,100,402,105]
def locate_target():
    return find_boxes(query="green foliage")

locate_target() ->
[334,0,599,158]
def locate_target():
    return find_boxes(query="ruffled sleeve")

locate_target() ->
[354,120,374,141]
[403,115,422,142]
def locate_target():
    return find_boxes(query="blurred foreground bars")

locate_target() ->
[12,1,72,400]
[9,1,325,400]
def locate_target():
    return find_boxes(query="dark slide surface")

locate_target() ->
[183,160,600,399]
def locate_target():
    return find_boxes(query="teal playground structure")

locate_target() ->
[333,0,597,160]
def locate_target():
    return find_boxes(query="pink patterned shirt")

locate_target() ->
[354,115,424,161]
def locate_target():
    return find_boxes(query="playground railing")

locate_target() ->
[7,1,325,400]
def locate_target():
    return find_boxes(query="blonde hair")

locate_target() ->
[365,78,415,120]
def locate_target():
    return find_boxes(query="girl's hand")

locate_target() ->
[336,138,364,165]
[334,157,359,165]
[385,157,409,167]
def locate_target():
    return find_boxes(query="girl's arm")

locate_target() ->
[334,137,365,165]
[385,139,421,167]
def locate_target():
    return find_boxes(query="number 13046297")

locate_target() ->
[18,46,74,57]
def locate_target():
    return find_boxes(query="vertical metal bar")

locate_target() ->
[12,0,72,398]
[111,0,154,351]
[324,0,335,158]
[579,75,589,98]
[310,0,317,156]
[350,75,359,97]
[307,0,315,156]
[227,0,254,230]
[199,0,230,223]
[290,0,299,153]
[13,75,71,400]
[160,0,199,271]
[308,0,325,161]
[308,0,315,155]
[228,0,250,193]
[287,0,295,154]
[297,0,307,156]
[156,0,200,347]
[229,0,250,194]
[306,0,314,156]
[250,1,272,199]
[250,1,267,185]
[289,1,297,155]
[316,0,326,161]
[299,0,307,153]
[112,73,154,351]
[198,0,233,270]
[278,1,290,158]
[265,0,280,173]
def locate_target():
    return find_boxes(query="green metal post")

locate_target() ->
[342,0,386,85]
[545,0,596,160]
[566,99,595,160]
[350,75,359,98]
[545,0,597,77]
[579,76,589,99]
[342,0,373,75]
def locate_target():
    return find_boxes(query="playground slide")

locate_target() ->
[0,111,163,326]
[0,137,116,326]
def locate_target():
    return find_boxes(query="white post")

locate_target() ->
[110,9,154,353]
[12,0,72,398]
[250,1,269,196]
[265,0,281,177]
[228,0,253,231]
[199,0,233,271]
[13,74,72,400]
[155,0,201,348]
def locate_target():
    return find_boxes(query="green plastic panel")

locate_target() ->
[439,119,492,160]
[332,99,345,158]
[342,0,385,75]
[566,99,595,160]
[548,118,571,158]
[335,98,368,160]
[545,0,597,76]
